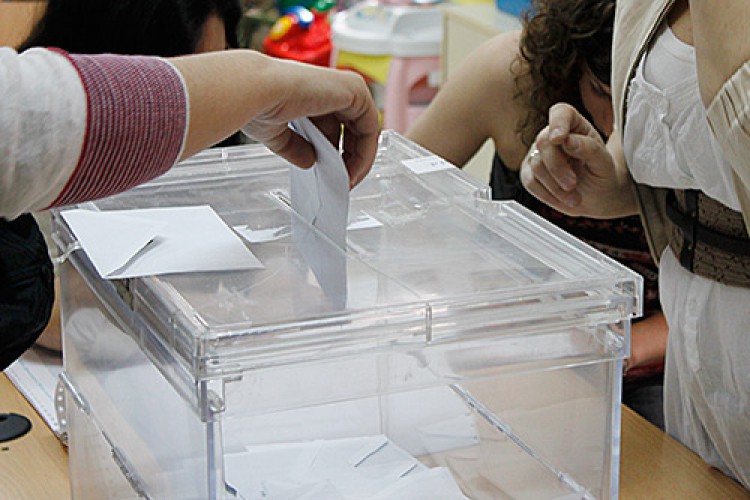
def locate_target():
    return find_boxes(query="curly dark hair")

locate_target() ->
[515,0,615,147]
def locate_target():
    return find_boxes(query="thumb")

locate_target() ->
[244,124,317,169]
[560,133,611,179]
[547,103,610,178]
[547,103,600,145]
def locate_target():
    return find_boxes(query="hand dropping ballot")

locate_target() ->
[60,119,353,280]
[61,118,355,280]
[289,117,350,250]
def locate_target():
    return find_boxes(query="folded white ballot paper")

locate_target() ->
[289,117,350,250]
[224,434,469,499]
[60,205,264,279]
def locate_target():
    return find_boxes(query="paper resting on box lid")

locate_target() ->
[60,205,264,279]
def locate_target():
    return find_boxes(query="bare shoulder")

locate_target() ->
[405,30,526,168]
[463,31,522,86]
[449,31,524,118]
[472,31,529,169]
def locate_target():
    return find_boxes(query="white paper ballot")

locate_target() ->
[233,224,291,244]
[371,467,469,499]
[61,206,264,279]
[233,211,382,245]
[224,435,468,499]
[347,210,383,231]
[5,347,64,437]
[289,117,349,250]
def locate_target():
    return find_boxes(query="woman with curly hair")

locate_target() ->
[520,0,750,485]
[407,0,668,428]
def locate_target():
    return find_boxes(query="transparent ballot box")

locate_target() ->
[55,132,641,499]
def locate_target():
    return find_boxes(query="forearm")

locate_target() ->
[171,50,279,160]
[629,312,668,369]
[0,49,186,219]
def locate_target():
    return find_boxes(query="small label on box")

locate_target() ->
[401,156,455,174]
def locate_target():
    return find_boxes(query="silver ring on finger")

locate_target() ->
[528,146,540,162]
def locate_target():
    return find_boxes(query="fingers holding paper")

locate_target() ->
[172,51,379,187]
[241,60,381,188]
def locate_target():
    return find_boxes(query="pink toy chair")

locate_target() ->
[382,55,439,133]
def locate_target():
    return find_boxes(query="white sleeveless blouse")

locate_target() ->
[623,24,741,211]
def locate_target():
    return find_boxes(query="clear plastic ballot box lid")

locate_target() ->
[55,131,641,380]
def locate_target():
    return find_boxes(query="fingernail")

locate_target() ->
[561,174,576,191]
[567,136,580,152]
[564,193,580,207]
[550,127,564,140]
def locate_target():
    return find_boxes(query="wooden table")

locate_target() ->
[618,404,749,499]
[0,374,69,499]
[1,374,748,499]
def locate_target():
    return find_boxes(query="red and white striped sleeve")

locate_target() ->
[48,50,188,208]
[0,48,188,220]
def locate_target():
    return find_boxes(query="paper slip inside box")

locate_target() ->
[224,435,469,499]
[61,205,264,279]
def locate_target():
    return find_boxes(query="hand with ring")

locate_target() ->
[527,146,540,162]
[519,103,636,218]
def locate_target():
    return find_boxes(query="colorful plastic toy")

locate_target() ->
[263,0,335,67]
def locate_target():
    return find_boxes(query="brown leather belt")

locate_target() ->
[666,189,750,288]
